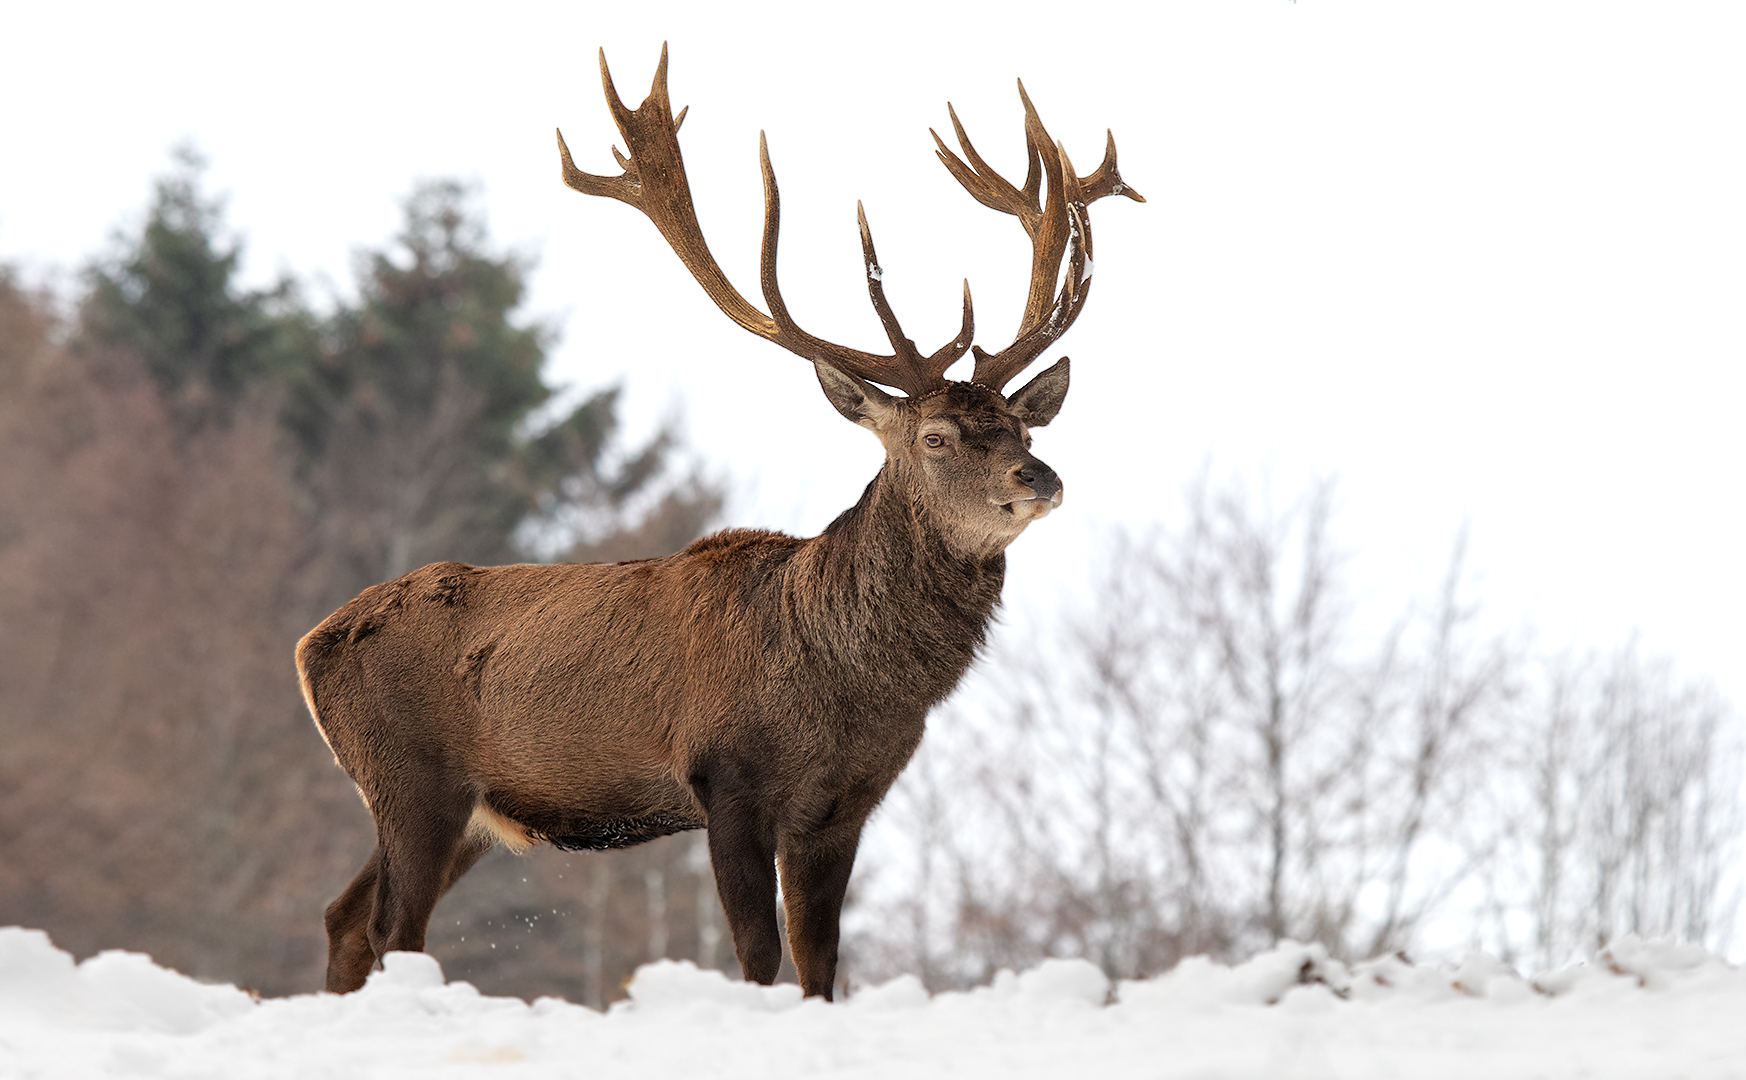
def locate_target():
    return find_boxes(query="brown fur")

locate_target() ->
[300,374,1069,999]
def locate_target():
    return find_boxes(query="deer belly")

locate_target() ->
[474,798,702,853]
[544,813,704,851]
[490,793,705,853]
[477,752,704,853]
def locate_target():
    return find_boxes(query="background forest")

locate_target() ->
[1,154,1738,1004]
[0,158,724,1004]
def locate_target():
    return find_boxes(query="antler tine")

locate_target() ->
[1081,128,1147,205]
[932,280,977,379]
[854,203,928,392]
[930,103,1040,228]
[747,136,894,389]
[556,46,669,206]
[555,53,636,207]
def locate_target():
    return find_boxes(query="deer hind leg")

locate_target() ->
[364,788,479,966]
[324,845,382,993]
[323,804,497,994]
[444,826,496,893]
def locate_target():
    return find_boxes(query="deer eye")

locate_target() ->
[924,433,945,449]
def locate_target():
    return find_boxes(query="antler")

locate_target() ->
[557,45,1141,397]
[933,82,1145,390]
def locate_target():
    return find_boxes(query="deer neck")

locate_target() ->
[794,463,1006,701]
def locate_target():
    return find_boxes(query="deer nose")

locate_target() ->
[1014,459,1061,502]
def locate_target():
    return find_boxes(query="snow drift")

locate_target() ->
[0,926,1739,1078]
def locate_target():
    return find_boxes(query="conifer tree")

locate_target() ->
[80,146,314,430]
[296,179,714,582]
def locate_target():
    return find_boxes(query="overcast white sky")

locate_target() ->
[3,1,1742,714]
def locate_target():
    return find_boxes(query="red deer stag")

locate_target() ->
[299,45,1142,999]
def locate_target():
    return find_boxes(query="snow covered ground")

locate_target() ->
[1,927,1740,1079]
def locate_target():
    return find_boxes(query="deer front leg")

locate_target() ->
[699,777,783,985]
[777,825,863,1000]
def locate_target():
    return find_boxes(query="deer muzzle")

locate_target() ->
[1012,459,1063,513]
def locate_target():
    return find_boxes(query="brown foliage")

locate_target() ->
[0,275,370,991]
[0,274,730,999]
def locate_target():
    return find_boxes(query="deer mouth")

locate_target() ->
[998,493,1062,520]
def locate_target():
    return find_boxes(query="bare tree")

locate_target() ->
[1354,528,1519,957]
[1477,645,1743,969]
[0,282,369,990]
[853,470,1742,987]
[850,472,1526,984]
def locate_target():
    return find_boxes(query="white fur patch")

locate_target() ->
[294,634,342,769]
[468,803,537,856]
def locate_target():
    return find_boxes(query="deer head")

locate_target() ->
[812,366,1066,557]
[556,44,1143,556]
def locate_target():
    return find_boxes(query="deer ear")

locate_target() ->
[1006,357,1070,427]
[814,359,898,431]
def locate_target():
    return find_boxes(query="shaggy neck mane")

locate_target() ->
[783,461,1007,709]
